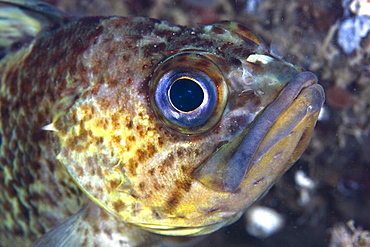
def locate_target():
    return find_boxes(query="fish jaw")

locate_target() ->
[133,72,325,237]
[194,71,325,192]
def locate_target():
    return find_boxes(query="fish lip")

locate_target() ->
[222,72,324,190]
[194,71,323,192]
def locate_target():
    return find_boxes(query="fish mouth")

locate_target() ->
[194,71,325,192]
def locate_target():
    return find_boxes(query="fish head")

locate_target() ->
[48,18,324,236]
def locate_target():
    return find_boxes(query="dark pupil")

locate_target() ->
[170,78,204,112]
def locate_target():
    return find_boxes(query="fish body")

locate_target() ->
[0,1,325,246]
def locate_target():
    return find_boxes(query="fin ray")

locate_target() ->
[0,0,71,57]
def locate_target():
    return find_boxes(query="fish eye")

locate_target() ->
[150,53,228,134]
[154,70,217,128]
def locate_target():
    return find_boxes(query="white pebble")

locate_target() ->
[245,206,285,238]
[295,170,315,189]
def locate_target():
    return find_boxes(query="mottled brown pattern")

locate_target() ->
[165,192,183,213]
[0,14,108,246]
[112,200,127,212]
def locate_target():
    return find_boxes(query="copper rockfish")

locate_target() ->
[0,1,325,246]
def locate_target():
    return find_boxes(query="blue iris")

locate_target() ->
[153,69,217,128]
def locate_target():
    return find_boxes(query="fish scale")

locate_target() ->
[0,1,324,246]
